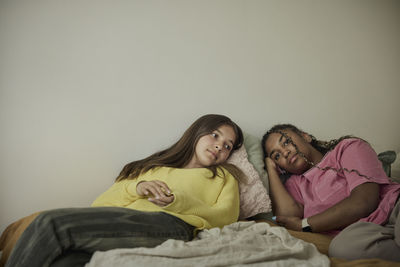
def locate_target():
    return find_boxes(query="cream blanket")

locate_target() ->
[86,221,329,267]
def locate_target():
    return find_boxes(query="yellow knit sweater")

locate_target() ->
[92,166,239,231]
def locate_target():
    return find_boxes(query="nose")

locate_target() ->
[283,149,290,158]
[215,143,222,151]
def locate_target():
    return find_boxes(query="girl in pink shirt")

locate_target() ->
[262,124,400,262]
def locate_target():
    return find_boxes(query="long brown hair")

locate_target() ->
[116,114,244,182]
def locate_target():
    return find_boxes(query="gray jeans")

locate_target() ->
[5,207,195,267]
[329,198,400,261]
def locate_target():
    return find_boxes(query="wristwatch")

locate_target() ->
[301,218,313,232]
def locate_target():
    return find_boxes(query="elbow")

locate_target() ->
[351,183,380,218]
[354,201,378,219]
[359,197,379,217]
[356,187,380,218]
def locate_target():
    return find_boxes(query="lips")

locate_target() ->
[289,154,298,164]
[207,150,217,160]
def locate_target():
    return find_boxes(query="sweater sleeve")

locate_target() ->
[91,177,147,207]
[162,172,240,229]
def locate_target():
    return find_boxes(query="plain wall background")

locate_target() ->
[1,0,399,233]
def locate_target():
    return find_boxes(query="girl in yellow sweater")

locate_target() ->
[6,114,244,267]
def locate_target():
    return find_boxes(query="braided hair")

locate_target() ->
[262,124,373,180]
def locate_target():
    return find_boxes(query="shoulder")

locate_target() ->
[333,138,372,155]
[326,138,382,169]
[215,166,232,177]
[158,166,225,178]
[216,166,239,184]
[336,137,367,147]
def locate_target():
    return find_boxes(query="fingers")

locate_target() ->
[265,158,279,175]
[148,195,175,207]
[137,180,171,197]
[264,157,269,168]
[152,180,172,196]
[275,216,291,227]
[275,216,283,225]
[265,157,276,168]
[144,182,163,197]
[135,180,175,207]
[275,216,302,231]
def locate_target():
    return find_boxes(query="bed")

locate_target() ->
[1,133,399,266]
[1,211,399,266]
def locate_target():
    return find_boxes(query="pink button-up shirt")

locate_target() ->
[285,138,400,234]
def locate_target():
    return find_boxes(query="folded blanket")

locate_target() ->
[86,221,330,267]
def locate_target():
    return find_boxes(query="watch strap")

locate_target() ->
[301,218,312,232]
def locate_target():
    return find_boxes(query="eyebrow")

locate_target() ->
[269,134,283,158]
[216,129,234,146]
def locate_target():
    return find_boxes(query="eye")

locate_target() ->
[273,153,280,161]
[283,138,289,146]
[224,144,231,150]
[211,132,218,138]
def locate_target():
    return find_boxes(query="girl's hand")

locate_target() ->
[265,157,278,174]
[275,216,302,231]
[136,180,174,207]
[148,194,175,207]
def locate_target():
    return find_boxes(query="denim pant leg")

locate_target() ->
[51,251,92,267]
[5,207,195,267]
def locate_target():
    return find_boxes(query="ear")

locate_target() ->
[301,132,312,143]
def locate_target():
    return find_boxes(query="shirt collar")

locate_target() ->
[301,151,330,181]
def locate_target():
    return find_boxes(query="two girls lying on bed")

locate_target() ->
[262,124,400,261]
[5,114,244,267]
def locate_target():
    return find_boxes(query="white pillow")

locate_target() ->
[228,145,272,219]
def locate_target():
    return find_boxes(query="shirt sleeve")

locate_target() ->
[338,139,390,192]
[285,175,305,205]
[162,173,240,229]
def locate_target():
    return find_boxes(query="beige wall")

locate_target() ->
[1,0,399,233]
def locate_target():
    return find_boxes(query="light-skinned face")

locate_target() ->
[185,125,236,168]
[264,129,323,175]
